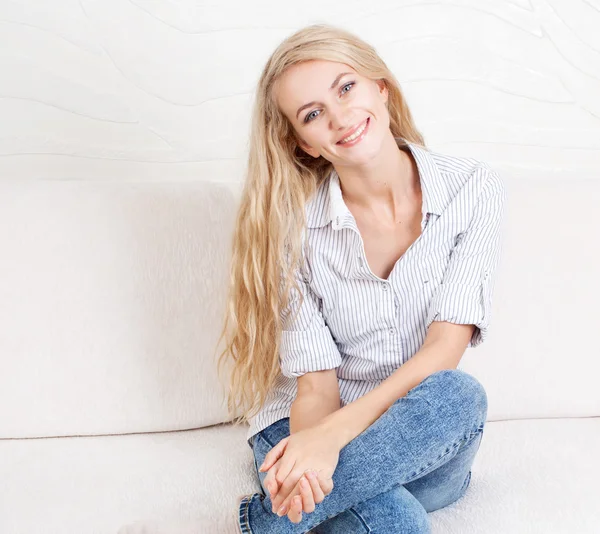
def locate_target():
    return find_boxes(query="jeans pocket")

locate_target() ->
[252,433,276,494]
[258,417,290,448]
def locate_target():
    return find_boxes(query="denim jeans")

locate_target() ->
[238,369,487,533]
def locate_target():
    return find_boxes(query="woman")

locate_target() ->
[216,23,506,534]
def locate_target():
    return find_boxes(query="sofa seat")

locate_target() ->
[1,417,597,534]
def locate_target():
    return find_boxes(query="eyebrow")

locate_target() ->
[295,72,353,120]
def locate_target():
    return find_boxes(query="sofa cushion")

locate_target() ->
[0,418,597,533]
[0,180,242,438]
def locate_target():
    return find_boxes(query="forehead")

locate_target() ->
[275,60,358,116]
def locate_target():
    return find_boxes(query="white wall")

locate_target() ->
[1,0,598,182]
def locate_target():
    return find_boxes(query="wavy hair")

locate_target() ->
[215,23,425,427]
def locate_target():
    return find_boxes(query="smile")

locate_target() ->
[337,118,370,146]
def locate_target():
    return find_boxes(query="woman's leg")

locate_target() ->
[312,428,484,532]
[403,425,484,512]
[311,484,431,534]
[239,369,488,534]
[251,423,431,534]
[313,424,484,532]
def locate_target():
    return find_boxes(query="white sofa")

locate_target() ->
[1,174,599,534]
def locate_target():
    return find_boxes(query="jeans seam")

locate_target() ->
[405,424,485,483]
[460,470,472,495]
[347,507,373,533]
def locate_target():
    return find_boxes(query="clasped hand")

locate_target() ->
[258,423,341,524]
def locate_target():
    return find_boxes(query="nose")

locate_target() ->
[328,102,352,131]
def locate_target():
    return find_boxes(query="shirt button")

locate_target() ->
[382,283,388,291]
[389,327,396,335]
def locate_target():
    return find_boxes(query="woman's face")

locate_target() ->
[274,60,390,167]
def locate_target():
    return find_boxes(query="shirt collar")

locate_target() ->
[306,137,447,230]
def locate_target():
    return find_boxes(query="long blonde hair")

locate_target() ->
[215,23,425,427]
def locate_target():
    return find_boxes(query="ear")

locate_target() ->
[377,79,388,105]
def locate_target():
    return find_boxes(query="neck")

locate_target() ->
[334,134,419,216]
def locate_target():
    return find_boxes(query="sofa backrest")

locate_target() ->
[0,176,598,439]
[0,180,240,438]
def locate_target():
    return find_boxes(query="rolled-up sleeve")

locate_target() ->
[426,166,508,348]
[279,263,342,378]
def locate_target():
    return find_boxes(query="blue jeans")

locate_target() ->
[239,369,487,533]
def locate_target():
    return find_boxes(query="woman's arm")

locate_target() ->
[318,322,474,450]
[290,369,341,434]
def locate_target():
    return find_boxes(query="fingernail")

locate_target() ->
[277,505,286,516]
[307,470,316,479]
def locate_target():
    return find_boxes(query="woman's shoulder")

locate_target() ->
[424,145,499,182]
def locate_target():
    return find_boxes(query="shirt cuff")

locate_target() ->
[426,281,490,348]
[280,324,342,377]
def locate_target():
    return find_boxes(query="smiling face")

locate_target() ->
[274,60,390,167]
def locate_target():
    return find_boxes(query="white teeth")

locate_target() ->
[339,119,368,144]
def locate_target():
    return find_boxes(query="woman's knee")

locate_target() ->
[424,369,488,427]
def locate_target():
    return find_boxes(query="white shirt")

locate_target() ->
[246,137,507,443]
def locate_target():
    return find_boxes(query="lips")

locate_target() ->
[337,118,369,144]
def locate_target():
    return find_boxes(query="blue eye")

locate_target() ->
[304,110,319,123]
[340,82,354,95]
[303,82,355,123]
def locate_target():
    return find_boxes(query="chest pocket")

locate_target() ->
[404,251,451,310]
[424,253,449,286]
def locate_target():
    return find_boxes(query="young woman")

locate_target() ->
[217,23,506,534]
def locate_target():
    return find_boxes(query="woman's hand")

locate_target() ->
[258,424,340,522]
[263,461,329,523]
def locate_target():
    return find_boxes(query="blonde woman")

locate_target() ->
[217,23,506,534]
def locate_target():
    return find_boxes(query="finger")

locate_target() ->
[273,476,303,514]
[305,471,325,505]
[262,459,281,498]
[287,495,303,524]
[278,469,328,504]
[323,478,334,496]
[316,471,335,496]
[264,475,279,501]
[276,478,301,516]
[259,437,289,472]
[259,447,282,474]
[299,475,316,513]
[276,471,331,515]
[272,462,297,510]
[279,474,313,517]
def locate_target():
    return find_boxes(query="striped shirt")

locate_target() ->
[246,137,507,443]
